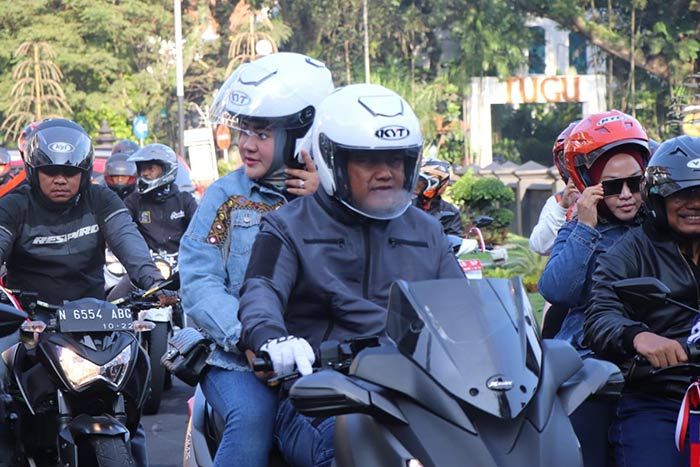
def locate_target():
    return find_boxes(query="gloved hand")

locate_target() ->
[260,336,315,376]
[155,288,178,307]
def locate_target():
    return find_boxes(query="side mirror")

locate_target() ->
[0,303,27,338]
[474,216,493,229]
[612,277,670,305]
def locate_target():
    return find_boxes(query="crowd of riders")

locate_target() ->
[0,48,699,467]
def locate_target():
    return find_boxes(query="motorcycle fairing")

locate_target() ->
[37,332,139,394]
[385,278,541,419]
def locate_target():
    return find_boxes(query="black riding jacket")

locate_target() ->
[238,190,465,353]
[584,222,698,374]
[0,184,163,305]
[124,184,197,254]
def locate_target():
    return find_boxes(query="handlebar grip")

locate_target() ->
[253,356,273,372]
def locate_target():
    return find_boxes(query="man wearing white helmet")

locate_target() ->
[238,84,464,466]
[179,52,333,467]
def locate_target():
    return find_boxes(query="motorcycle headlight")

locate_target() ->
[57,345,132,390]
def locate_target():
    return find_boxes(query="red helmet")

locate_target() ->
[565,110,650,192]
[552,120,580,182]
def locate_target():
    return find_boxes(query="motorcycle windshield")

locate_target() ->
[386,278,542,419]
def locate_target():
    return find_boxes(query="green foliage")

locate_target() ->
[492,138,521,163]
[451,173,514,244]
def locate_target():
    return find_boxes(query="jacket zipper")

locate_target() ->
[388,237,429,248]
[363,225,370,299]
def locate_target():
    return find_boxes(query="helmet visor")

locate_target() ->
[325,137,421,220]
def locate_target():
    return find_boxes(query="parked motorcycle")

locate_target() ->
[0,286,163,467]
[182,277,619,467]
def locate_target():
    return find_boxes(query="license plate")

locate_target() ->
[57,298,133,333]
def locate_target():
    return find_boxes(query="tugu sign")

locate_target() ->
[505,76,581,104]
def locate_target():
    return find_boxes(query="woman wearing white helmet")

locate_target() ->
[179,52,334,467]
[237,84,464,466]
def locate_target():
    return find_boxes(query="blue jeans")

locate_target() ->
[610,394,689,467]
[275,398,335,467]
[201,367,278,467]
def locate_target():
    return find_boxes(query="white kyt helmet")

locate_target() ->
[312,83,423,220]
[210,52,334,172]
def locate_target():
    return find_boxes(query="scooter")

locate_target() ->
[0,286,164,467]
[182,277,619,467]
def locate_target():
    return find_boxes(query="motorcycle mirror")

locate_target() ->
[473,216,493,229]
[0,303,28,338]
[612,277,670,305]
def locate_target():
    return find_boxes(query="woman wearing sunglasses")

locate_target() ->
[537,111,650,466]
[538,110,651,355]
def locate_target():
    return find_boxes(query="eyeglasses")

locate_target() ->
[39,166,83,178]
[602,175,642,197]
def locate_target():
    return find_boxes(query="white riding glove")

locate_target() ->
[260,336,315,376]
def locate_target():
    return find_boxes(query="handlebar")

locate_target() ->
[252,335,382,387]
[628,340,700,382]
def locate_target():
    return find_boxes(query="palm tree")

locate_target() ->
[225,0,291,75]
[1,41,72,141]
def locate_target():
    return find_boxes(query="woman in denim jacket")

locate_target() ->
[538,111,651,357]
[179,53,334,467]
[538,112,650,467]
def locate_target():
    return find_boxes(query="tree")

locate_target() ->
[226,0,291,74]
[1,41,71,141]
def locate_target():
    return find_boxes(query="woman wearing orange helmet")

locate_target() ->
[538,110,650,466]
[539,110,650,351]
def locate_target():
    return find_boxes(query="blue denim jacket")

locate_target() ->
[179,169,285,370]
[537,218,636,355]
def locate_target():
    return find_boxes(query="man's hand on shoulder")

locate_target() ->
[633,331,688,368]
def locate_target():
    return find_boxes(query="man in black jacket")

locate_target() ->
[124,143,197,254]
[584,135,700,467]
[0,119,168,466]
[238,84,464,467]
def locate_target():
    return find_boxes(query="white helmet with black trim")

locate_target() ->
[312,83,423,220]
[210,52,334,186]
[127,143,178,194]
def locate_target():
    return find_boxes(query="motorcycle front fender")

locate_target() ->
[58,414,130,467]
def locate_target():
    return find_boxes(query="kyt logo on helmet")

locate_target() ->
[375,126,410,140]
[228,91,251,106]
[48,142,75,153]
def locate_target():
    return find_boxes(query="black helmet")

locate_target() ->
[0,147,10,184]
[643,135,700,229]
[127,143,178,194]
[104,152,137,199]
[112,139,139,156]
[24,119,94,192]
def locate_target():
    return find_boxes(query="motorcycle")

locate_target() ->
[104,248,126,295]
[0,285,165,467]
[109,250,183,415]
[182,277,619,467]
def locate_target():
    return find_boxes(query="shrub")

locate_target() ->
[452,173,515,244]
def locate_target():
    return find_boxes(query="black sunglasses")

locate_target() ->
[39,166,83,178]
[602,175,642,197]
